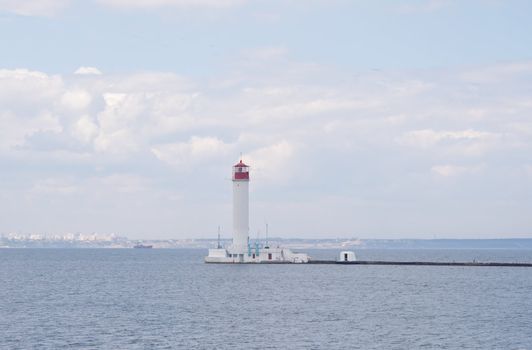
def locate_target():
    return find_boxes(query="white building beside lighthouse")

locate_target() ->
[205,159,309,264]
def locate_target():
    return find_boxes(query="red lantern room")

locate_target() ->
[232,160,249,181]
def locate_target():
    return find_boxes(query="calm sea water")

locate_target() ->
[1,249,532,349]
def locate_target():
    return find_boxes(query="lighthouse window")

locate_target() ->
[268,253,272,260]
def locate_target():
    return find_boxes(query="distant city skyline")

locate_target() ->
[1,0,531,239]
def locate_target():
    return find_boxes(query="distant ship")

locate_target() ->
[133,244,153,249]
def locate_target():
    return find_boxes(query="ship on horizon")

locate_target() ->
[133,244,153,249]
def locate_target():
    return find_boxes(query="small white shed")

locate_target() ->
[337,251,356,262]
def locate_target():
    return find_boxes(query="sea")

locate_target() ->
[1,248,531,350]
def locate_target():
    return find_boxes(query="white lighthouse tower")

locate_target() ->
[205,159,309,263]
[231,160,250,253]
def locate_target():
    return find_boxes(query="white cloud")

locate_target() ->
[460,61,532,83]
[31,178,79,195]
[0,111,62,151]
[525,165,532,177]
[151,136,232,167]
[1,61,531,162]
[28,174,150,200]
[60,89,92,111]
[93,93,144,153]
[0,0,69,16]
[399,129,502,156]
[74,66,103,75]
[401,129,497,147]
[97,93,141,131]
[0,69,63,102]
[0,68,48,80]
[73,115,99,143]
[244,141,298,183]
[98,174,147,193]
[244,95,374,123]
[431,164,483,177]
[94,129,138,154]
[2,59,532,237]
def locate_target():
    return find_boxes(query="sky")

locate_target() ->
[1,0,532,239]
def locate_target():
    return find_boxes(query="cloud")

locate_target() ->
[72,115,99,143]
[30,178,79,195]
[400,129,497,145]
[74,66,103,75]
[151,136,232,168]
[60,89,92,111]
[525,165,532,177]
[431,164,483,177]
[398,129,510,157]
[244,141,298,183]
[98,174,148,193]
[95,92,143,152]
[0,69,63,102]
[460,61,532,84]
[1,60,530,162]
[2,58,532,237]
[0,110,63,151]
[0,0,69,16]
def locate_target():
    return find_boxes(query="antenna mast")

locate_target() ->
[265,222,269,248]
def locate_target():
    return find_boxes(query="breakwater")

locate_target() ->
[308,260,532,267]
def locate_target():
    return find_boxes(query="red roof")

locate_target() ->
[233,160,249,168]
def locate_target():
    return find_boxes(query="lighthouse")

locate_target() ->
[205,159,309,263]
[231,160,249,253]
